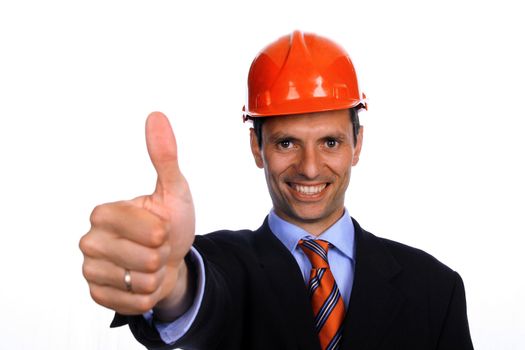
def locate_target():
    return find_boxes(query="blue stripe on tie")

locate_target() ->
[302,240,328,262]
[308,269,325,296]
[314,283,341,332]
[326,326,343,350]
[308,273,319,296]
[314,284,339,332]
[316,268,326,284]
[309,240,328,261]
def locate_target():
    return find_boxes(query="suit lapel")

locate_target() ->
[253,219,321,350]
[339,219,406,350]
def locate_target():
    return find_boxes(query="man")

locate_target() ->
[80,31,474,349]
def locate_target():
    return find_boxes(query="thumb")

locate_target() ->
[145,111,183,193]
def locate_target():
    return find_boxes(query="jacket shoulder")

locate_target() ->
[377,234,456,276]
[358,225,463,306]
[194,228,258,251]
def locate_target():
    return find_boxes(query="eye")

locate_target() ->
[277,139,294,149]
[325,138,339,148]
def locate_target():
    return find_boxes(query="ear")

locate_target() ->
[352,126,364,166]
[250,128,264,168]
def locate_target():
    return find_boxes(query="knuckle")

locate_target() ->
[142,274,160,294]
[136,295,156,312]
[89,204,107,226]
[148,226,168,247]
[144,252,162,272]
[82,262,95,281]
[79,234,95,256]
[89,286,107,307]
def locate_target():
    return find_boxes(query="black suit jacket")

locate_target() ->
[113,218,474,350]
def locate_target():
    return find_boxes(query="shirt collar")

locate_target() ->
[268,209,355,261]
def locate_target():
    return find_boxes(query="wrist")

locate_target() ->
[153,256,196,322]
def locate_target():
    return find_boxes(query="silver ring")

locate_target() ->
[124,269,132,292]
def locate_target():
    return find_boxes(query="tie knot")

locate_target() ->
[299,239,330,268]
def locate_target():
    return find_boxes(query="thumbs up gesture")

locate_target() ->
[80,112,196,318]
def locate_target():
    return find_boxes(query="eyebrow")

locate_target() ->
[267,133,296,143]
[321,132,349,140]
[266,131,351,143]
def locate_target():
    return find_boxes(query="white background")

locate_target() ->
[1,1,524,349]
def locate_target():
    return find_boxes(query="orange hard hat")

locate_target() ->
[243,30,367,121]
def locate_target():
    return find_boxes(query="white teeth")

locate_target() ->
[292,184,327,195]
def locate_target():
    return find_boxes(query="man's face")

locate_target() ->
[250,109,363,235]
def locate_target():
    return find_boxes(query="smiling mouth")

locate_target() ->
[288,183,328,195]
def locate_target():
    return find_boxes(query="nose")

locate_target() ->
[296,145,321,179]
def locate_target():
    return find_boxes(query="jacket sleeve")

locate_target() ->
[436,272,475,350]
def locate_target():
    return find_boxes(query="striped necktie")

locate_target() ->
[299,239,345,350]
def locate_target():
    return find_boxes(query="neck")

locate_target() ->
[274,208,345,236]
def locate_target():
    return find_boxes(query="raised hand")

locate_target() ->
[79,112,196,318]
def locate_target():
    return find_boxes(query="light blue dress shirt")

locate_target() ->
[147,209,356,344]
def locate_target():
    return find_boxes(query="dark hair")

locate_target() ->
[250,107,361,149]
